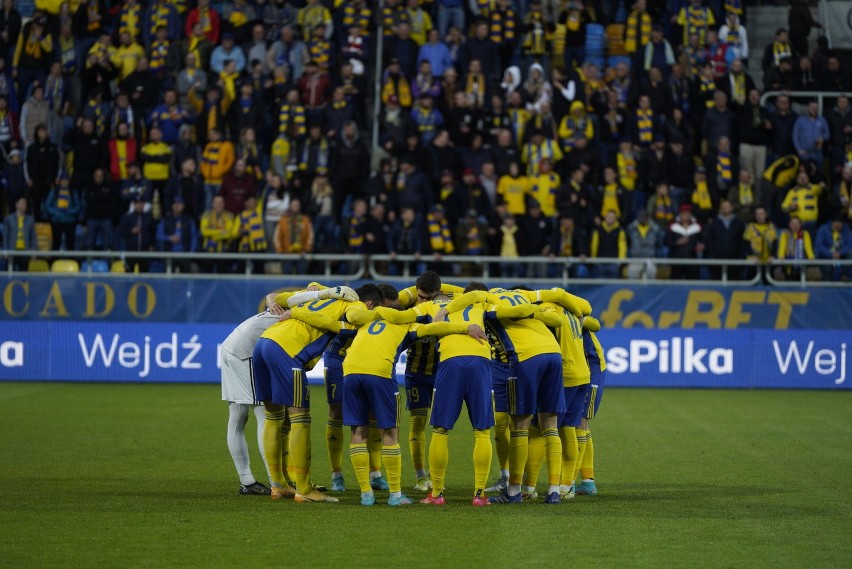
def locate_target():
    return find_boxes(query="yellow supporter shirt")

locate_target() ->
[497,175,529,215]
[539,301,590,386]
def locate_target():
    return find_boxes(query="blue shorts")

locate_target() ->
[324,360,344,405]
[560,383,593,428]
[587,371,606,419]
[430,356,494,431]
[491,360,511,413]
[252,338,310,408]
[509,353,565,416]
[404,373,435,410]
[343,373,400,430]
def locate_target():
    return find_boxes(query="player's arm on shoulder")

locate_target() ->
[440,283,466,296]
[537,289,592,317]
[583,315,602,332]
[398,286,418,308]
[374,305,420,324]
[415,321,487,343]
[290,306,339,331]
[444,291,487,313]
[534,307,565,328]
[345,305,379,326]
[493,303,537,320]
[267,291,291,315]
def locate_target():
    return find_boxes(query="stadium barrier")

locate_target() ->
[0,321,847,389]
[5,249,851,288]
[760,90,852,114]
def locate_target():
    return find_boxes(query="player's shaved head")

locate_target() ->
[464,282,488,293]
[415,271,442,295]
[355,284,383,309]
[432,293,450,301]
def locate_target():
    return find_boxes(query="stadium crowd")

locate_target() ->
[0,0,850,280]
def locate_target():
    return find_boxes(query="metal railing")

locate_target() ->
[760,90,852,115]
[4,250,850,287]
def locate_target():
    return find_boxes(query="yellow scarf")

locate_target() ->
[738,183,753,207]
[428,213,454,254]
[501,224,519,257]
[465,72,485,98]
[693,181,713,209]
[15,215,25,249]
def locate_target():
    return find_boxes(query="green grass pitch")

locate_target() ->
[1,383,850,568]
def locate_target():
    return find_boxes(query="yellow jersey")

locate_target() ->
[540,302,590,386]
[377,300,491,361]
[261,299,368,365]
[497,175,529,215]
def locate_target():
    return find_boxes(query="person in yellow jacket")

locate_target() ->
[781,171,822,232]
[112,31,144,81]
[527,157,561,217]
[200,195,238,272]
[775,216,816,281]
[558,100,595,154]
[497,162,529,215]
[200,127,235,210]
[275,198,314,274]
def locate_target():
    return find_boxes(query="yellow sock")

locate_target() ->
[559,426,578,486]
[409,410,428,476]
[574,429,589,482]
[280,421,292,484]
[289,410,312,495]
[326,419,344,474]
[580,432,595,479]
[367,422,383,474]
[543,427,562,488]
[349,443,372,493]
[428,428,449,495]
[508,429,529,487]
[382,444,403,493]
[494,411,510,473]
[522,425,544,489]
[472,429,492,495]
[262,409,286,487]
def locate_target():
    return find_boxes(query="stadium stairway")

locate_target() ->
[746,5,820,91]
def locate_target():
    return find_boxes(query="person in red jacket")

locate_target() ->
[108,122,138,182]
[185,0,220,44]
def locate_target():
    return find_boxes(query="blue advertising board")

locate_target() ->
[0,322,847,389]
[1,276,850,330]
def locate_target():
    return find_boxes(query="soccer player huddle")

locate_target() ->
[220,271,607,507]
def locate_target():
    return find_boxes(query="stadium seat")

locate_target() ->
[34,223,52,251]
[82,260,110,273]
[110,260,127,273]
[605,24,627,56]
[27,258,49,272]
[584,24,606,68]
[51,259,80,273]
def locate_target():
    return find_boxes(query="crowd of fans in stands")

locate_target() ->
[0,0,850,280]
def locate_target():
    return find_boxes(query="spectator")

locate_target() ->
[788,0,822,57]
[119,163,153,214]
[108,121,138,183]
[84,168,117,251]
[235,193,267,271]
[200,194,237,274]
[392,157,432,215]
[690,166,715,226]
[706,135,738,200]
[828,96,852,177]
[702,90,736,154]
[156,196,199,273]
[464,20,499,82]
[498,213,522,278]
[267,26,306,82]
[43,172,81,251]
[456,208,489,257]
[200,127,235,209]
[275,198,313,274]
[13,11,53,105]
[737,89,770,183]
[381,58,412,109]
[762,28,795,73]
[676,0,716,48]
[140,126,172,202]
[185,0,221,44]
[647,182,675,228]
[530,156,561,218]
[728,170,757,225]
[814,217,852,281]
[643,24,676,78]
[298,0,333,42]
[364,203,390,255]
[792,100,829,169]
[219,158,256,215]
[117,196,156,270]
[550,216,589,277]
[719,12,748,63]
[592,166,627,224]
[666,204,704,280]
[436,0,464,39]
[781,171,822,234]
[2,196,35,270]
[308,174,336,252]
[418,28,452,78]
[19,82,48,148]
[590,210,627,278]
[703,199,746,278]
[387,206,425,275]
[629,94,658,149]
[744,206,777,263]
[626,209,661,279]
[496,161,527,216]
[165,158,204,222]
[835,164,852,224]
[24,123,60,221]
[818,56,850,93]
[519,199,554,277]
[792,54,817,92]
[768,94,797,161]
[774,216,816,281]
